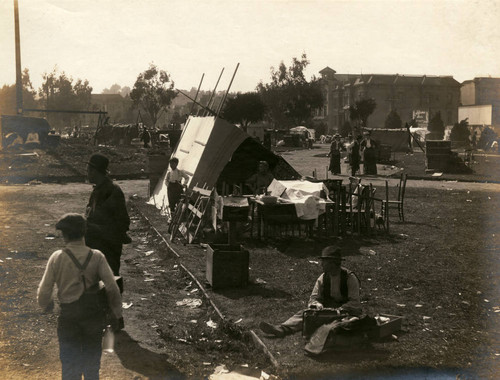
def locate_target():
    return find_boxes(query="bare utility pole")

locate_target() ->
[14,0,23,114]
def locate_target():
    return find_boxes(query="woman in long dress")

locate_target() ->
[360,130,378,175]
[328,134,342,175]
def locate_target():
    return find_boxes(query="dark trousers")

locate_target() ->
[58,313,104,380]
[167,182,184,213]
[86,239,122,277]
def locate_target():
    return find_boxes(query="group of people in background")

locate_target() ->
[328,130,378,176]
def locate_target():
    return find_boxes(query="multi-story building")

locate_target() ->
[459,77,500,131]
[315,67,461,134]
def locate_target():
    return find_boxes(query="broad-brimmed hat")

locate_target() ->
[334,133,341,138]
[318,245,344,262]
[87,153,109,174]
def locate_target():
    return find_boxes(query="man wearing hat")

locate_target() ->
[85,153,130,285]
[37,213,122,379]
[259,245,362,337]
[328,134,343,175]
[245,160,275,195]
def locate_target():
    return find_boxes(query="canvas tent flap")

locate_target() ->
[148,116,301,210]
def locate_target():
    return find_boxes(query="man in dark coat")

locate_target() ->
[85,154,131,286]
[140,126,151,148]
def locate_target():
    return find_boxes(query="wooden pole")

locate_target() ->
[216,63,240,117]
[190,73,205,115]
[14,0,23,114]
[204,68,225,116]
[177,90,216,116]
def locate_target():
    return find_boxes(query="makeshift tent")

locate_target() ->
[1,115,51,150]
[290,126,315,140]
[367,128,411,152]
[149,116,301,209]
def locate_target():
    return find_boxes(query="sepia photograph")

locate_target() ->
[0,0,499,379]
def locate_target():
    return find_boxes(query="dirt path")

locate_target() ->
[1,176,499,379]
[0,180,270,379]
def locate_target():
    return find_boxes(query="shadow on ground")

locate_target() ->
[114,331,184,380]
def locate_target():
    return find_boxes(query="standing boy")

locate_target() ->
[37,213,122,380]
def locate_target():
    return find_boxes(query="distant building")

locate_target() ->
[459,77,500,132]
[315,67,460,134]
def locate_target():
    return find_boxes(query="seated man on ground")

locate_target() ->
[259,245,362,337]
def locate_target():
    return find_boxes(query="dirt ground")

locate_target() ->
[0,181,271,379]
[1,140,500,379]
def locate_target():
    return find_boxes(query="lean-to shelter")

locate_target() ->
[149,116,301,208]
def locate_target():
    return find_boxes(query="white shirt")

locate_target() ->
[37,240,122,319]
[166,168,190,185]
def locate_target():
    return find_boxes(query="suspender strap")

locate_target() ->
[63,248,93,291]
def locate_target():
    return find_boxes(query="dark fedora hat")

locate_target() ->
[87,153,109,174]
[318,245,344,261]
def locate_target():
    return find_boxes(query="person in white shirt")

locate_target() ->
[37,213,122,380]
[165,157,190,213]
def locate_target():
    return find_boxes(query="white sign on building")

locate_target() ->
[412,110,429,128]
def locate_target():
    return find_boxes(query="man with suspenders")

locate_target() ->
[259,245,362,337]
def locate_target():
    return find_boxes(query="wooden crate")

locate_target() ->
[368,313,403,339]
[206,244,249,289]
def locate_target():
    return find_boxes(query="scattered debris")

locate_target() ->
[255,278,267,284]
[122,302,133,309]
[176,298,202,308]
[308,260,319,264]
[423,316,432,320]
[206,319,218,329]
[397,304,406,307]
[235,318,243,324]
[144,278,155,282]
[403,286,413,291]
[45,233,56,240]
[415,304,423,308]
[145,250,154,256]
[431,172,443,177]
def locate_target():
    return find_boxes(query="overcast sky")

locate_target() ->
[1,0,499,95]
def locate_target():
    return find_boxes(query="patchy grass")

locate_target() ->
[135,183,500,379]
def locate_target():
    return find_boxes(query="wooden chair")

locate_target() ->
[381,173,407,222]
